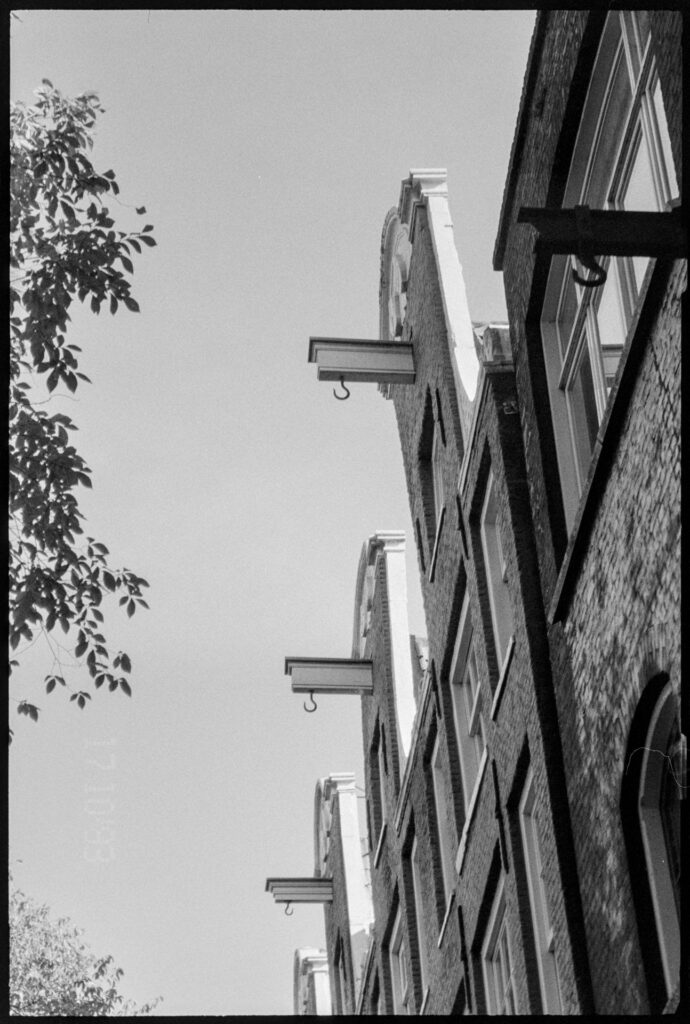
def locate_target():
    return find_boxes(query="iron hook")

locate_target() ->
[572,254,607,288]
[284,902,294,916]
[333,376,351,401]
[571,206,607,288]
[304,691,318,713]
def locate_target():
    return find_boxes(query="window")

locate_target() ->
[410,836,429,1001]
[378,726,387,828]
[334,938,348,1015]
[389,906,411,1014]
[450,593,487,810]
[431,425,444,530]
[371,974,381,1015]
[519,768,562,1012]
[419,393,445,555]
[637,681,681,1002]
[482,877,517,1014]
[480,471,514,674]
[622,676,682,1012]
[370,721,388,846]
[542,12,679,529]
[431,735,456,907]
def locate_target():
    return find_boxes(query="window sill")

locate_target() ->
[490,635,515,721]
[373,822,387,868]
[456,748,489,875]
[437,891,456,949]
[428,506,446,582]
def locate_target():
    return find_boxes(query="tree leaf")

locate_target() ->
[139,235,156,247]
[119,679,132,697]
[9,85,153,720]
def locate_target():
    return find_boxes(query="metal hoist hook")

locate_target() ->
[304,691,318,714]
[333,376,351,401]
[572,253,607,288]
[571,205,607,288]
[284,902,294,917]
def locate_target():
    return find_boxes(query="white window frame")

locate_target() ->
[482,876,517,1015]
[541,11,679,532]
[378,728,387,834]
[519,767,562,1013]
[411,837,430,1003]
[334,939,348,1015]
[431,735,456,910]
[638,680,681,996]
[450,592,487,811]
[480,471,514,672]
[389,907,410,1014]
[431,425,444,530]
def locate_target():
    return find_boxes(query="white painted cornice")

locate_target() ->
[398,168,479,440]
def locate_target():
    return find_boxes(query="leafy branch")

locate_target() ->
[10,81,155,731]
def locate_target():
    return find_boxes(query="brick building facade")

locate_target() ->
[268,10,682,1015]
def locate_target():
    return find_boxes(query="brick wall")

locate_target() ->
[496,9,683,1015]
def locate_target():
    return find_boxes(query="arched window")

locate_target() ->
[621,675,682,1012]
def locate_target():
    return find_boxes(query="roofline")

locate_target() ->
[493,11,549,271]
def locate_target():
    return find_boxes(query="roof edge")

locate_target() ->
[493,11,548,271]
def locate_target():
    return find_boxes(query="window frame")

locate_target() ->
[481,876,517,1015]
[541,11,679,533]
[430,733,457,911]
[448,589,487,811]
[431,424,444,532]
[334,936,348,1015]
[410,835,430,1005]
[637,681,681,998]
[518,767,562,1013]
[389,905,410,1014]
[449,592,487,812]
[480,470,515,674]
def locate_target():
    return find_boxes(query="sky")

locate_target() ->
[9,9,536,1016]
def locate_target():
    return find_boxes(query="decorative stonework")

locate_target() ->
[351,531,416,760]
[378,170,480,439]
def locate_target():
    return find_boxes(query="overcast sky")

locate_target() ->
[10,9,536,1015]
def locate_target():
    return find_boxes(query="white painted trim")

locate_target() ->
[354,936,376,1015]
[438,891,456,949]
[397,169,479,446]
[490,634,515,721]
[373,821,387,869]
[428,505,446,582]
[420,986,431,1015]
[393,667,434,835]
[456,747,489,875]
